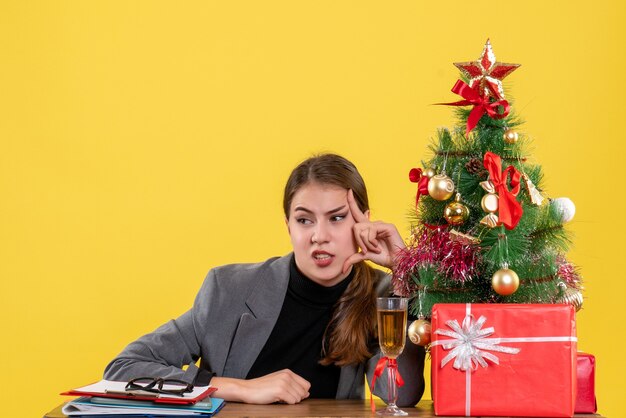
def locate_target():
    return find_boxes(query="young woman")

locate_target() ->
[104,153,425,406]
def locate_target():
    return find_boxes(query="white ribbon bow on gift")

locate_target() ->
[433,314,521,371]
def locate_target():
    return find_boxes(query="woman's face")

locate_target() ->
[286,182,366,287]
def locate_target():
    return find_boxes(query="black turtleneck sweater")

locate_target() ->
[245,256,354,398]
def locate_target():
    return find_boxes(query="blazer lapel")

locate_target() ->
[222,255,291,378]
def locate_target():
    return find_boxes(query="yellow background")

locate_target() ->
[1,1,624,416]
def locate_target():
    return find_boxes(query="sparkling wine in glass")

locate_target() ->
[376,297,408,416]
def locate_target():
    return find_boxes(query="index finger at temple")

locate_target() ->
[347,189,367,222]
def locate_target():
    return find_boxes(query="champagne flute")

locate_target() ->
[376,297,408,416]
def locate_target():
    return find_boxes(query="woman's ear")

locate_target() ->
[285,217,290,233]
[364,210,371,220]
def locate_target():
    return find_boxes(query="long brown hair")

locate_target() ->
[283,153,379,366]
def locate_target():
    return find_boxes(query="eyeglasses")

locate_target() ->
[125,377,194,396]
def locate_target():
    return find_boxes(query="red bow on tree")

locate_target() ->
[483,151,523,230]
[370,356,404,412]
[439,80,510,135]
[409,168,430,208]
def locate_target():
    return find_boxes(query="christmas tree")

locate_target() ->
[392,40,583,346]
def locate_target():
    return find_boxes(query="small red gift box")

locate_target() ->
[431,303,577,417]
[575,352,597,413]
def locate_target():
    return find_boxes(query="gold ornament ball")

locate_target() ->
[428,174,455,201]
[503,129,519,144]
[423,167,437,178]
[492,268,520,296]
[444,197,470,225]
[408,319,432,346]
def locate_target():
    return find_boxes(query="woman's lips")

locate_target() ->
[312,251,334,267]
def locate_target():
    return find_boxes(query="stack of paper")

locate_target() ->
[61,380,224,417]
[62,396,224,417]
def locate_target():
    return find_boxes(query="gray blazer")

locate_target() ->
[104,254,425,406]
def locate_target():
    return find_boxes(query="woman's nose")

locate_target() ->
[311,223,331,244]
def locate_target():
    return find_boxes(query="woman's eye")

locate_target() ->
[296,218,312,225]
[331,215,346,222]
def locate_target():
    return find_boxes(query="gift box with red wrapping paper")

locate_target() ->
[575,352,597,413]
[431,303,577,417]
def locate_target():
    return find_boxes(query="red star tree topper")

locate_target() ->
[454,39,520,99]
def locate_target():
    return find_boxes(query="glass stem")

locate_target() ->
[387,363,398,407]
